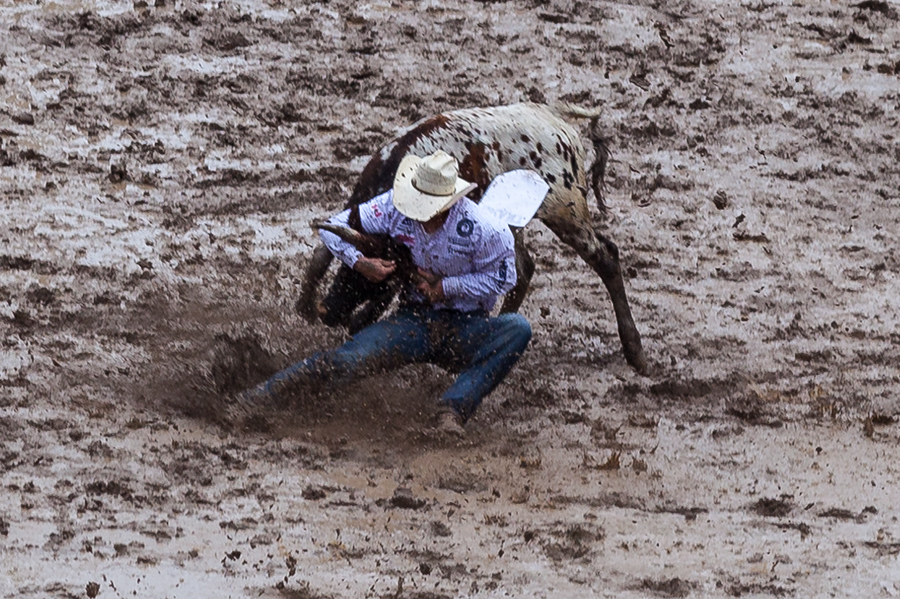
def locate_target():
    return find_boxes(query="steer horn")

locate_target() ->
[312,220,361,243]
[311,220,388,257]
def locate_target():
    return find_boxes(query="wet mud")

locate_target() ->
[1,0,899,597]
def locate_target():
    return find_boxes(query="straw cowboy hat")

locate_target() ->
[392,150,477,222]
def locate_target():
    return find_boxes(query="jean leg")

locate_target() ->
[439,313,532,421]
[238,311,432,407]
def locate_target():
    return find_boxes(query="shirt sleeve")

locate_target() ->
[357,191,395,235]
[441,226,517,302]
[318,208,363,268]
[318,192,395,269]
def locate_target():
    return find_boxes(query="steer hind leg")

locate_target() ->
[500,229,535,314]
[543,218,647,374]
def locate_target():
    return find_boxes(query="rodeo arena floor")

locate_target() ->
[1,0,900,598]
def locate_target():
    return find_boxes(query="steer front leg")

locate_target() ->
[296,244,334,322]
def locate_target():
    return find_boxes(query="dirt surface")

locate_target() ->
[2,0,900,597]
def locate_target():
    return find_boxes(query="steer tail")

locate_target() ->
[550,103,602,120]
[588,119,610,217]
[549,103,610,217]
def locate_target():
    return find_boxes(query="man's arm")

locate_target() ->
[318,207,364,268]
[318,192,397,282]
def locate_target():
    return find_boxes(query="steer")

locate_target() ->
[297,102,646,373]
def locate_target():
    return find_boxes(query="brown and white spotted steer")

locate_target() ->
[297,102,646,373]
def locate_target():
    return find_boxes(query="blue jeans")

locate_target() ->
[240,306,532,422]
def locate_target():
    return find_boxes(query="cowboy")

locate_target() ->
[233,150,532,436]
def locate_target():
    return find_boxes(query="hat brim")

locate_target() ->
[392,155,477,222]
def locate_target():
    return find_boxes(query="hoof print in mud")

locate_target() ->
[541,524,604,562]
[388,488,427,510]
[750,496,795,518]
[301,485,328,501]
[639,578,696,598]
[85,582,101,598]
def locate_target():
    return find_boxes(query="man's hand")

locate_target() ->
[354,257,396,283]
[416,268,445,303]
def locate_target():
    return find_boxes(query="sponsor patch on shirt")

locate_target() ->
[449,245,474,256]
[456,218,474,237]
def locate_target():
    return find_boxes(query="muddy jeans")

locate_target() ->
[239,306,532,422]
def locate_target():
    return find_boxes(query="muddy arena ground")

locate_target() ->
[2,1,900,597]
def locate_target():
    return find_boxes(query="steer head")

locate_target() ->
[312,221,416,334]
[312,221,415,276]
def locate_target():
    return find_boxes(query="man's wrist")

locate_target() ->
[348,252,365,270]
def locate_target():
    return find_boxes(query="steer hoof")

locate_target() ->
[627,351,649,376]
[295,296,315,321]
[618,324,648,375]
[295,295,326,324]
[623,342,648,375]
